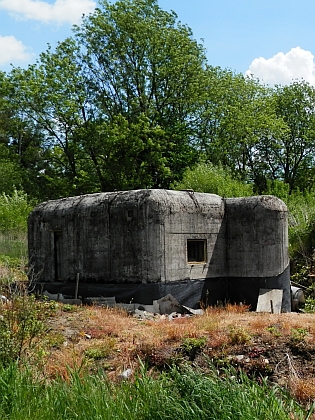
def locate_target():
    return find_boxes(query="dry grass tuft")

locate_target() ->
[43,347,86,380]
[290,377,315,404]
[162,319,202,342]
[225,303,251,313]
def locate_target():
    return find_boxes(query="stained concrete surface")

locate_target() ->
[28,190,290,311]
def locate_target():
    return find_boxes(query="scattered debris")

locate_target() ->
[0,295,9,304]
[155,294,188,315]
[228,354,270,365]
[134,309,156,320]
[42,290,82,305]
[83,293,204,317]
[118,368,133,380]
[42,290,204,320]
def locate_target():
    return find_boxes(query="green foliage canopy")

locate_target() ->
[1,1,315,201]
[264,81,315,192]
[7,0,208,197]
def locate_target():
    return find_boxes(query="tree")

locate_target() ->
[198,69,284,192]
[8,39,95,199]
[0,72,42,196]
[259,81,315,192]
[8,0,208,199]
[72,0,207,189]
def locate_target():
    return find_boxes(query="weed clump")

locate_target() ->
[228,326,252,345]
[0,293,48,365]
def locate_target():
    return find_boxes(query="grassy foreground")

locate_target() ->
[0,289,314,419]
[0,362,311,420]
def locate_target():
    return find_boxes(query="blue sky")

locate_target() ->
[0,0,315,85]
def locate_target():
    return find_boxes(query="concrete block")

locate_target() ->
[183,306,204,315]
[157,294,188,315]
[84,296,116,306]
[139,304,156,313]
[42,290,82,305]
[256,289,283,314]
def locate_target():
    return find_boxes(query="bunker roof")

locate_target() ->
[30,189,225,218]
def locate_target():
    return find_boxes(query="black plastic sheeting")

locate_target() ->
[34,266,291,312]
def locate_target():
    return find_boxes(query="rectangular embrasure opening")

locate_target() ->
[187,239,206,263]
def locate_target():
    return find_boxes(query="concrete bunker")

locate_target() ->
[28,189,290,311]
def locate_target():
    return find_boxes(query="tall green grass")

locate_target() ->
[0,364,309,420]
[0,233,27,261]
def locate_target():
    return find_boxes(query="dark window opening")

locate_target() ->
[54,231,62,281]
[187,240,206,263]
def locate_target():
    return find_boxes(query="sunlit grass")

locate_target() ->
[0,363,310,420]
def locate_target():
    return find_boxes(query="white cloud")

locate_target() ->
[245,47,315,86]
[0,0,96,25]
[0,35,33,66]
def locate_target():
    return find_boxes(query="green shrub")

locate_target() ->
[285,190,315,258]
[172,162,253,197]
[261,184,315,285]
[266,326,282,337]
[181,337,207,360]
[0,189,32,260]
[84,338,116,360]
[304,296,315,313]
[262,179,290,201]
[290,328,309,345]
[0,189,32,234]
[228,326,252,345]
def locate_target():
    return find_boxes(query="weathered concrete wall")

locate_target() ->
[29,192,113,283]
[108,190,226,283]
[223,195,289,311]
[225,196,289,278]
[28,190,225,284]
[157,190,225,281]
[28,189,290,310]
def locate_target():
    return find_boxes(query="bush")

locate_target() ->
[172,162,253,197]
[261,179,291,201]
[0,190,32,260]
[285,190,315,258]
[0,190,32,234]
